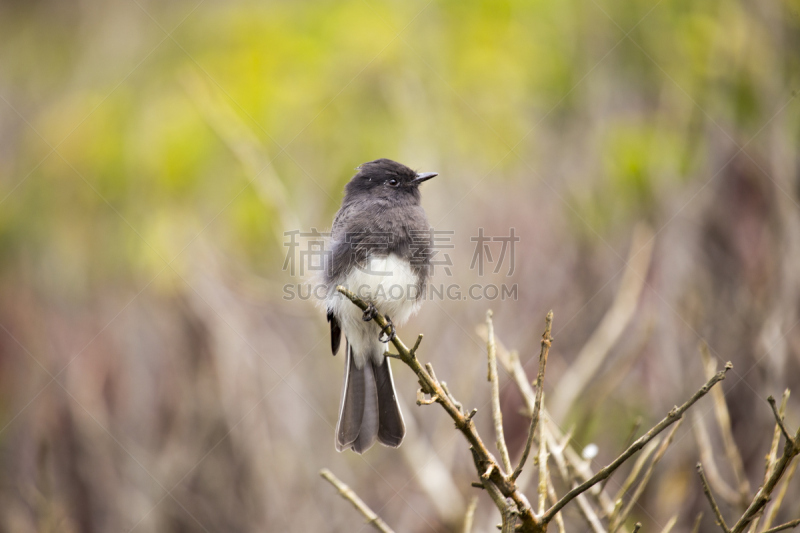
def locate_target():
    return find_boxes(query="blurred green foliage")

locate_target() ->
[0,0,798,286]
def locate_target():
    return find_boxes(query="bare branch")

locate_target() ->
[410,334,424,357]
[462,496,478,533]
[763,390,790,488]
[512,311,553,481]
[693,412,741,505]
[538,405,548,515]
[762,519,800,533]
[545,469,565,533]
[546,428,605,533]
[609,438,661,530]
[601,416,643,491]
[730,418,800,532]
[501,499,518,533]
[441,381,463,414]
[543,364,731,523]
[759,459,797,533]
[767,395,795,446]
[487,310,513,474]
[320,469,395,533]
[697,463,731,533]
[615,421,682,530]
[493,331,619,522]
[700,343,750,505]
[336,286,540,531]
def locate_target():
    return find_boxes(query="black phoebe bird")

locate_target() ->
[324,158,437,453]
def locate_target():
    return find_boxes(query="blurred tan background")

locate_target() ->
[1,0,799,531]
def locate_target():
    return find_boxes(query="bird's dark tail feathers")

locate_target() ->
[335,342,405,454]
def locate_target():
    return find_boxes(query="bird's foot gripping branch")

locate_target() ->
[322,286,735,533]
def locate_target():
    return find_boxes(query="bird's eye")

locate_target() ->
[387,179,398,186]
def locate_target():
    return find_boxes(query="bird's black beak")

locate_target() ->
[412,172,438,184]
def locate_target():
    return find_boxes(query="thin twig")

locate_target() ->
[693,412,741,505]
[546,427,605,533]
[545,469,565,533]
[487,310,513,475]
[729,419,800,532]
[538,403,548,515]
[767,395,795,446]
[441,381,463,414]
[320,469,396,533]
[762,520,800,533]
[691,513,704,533]
[760,460,797,532]
[700,343,750,506]
[609,438,661,530]
[543,364,731,523]
[512,311,553,481]
[661,515,678,533]
[602,417,643,491]
[496,334,618,523]
[410,334,424,357]
[698,463,731,533]
[615,421,682,531]
[763,390,790,487]
[462,496,479,533]
[756,392,792,533]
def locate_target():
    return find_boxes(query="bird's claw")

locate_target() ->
[379,315,396,343]
[362,303,378,322]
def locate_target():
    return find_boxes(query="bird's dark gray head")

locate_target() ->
[344,158,437,204]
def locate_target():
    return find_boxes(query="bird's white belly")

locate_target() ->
[339,253,421,324]
[327,253,422,367]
